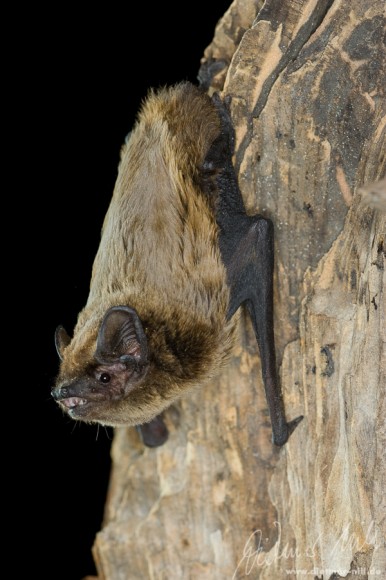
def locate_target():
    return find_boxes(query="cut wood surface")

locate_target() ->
[92,1,385,578]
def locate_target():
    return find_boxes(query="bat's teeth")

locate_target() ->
[60,397,87,408]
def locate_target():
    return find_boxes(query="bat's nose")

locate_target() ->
[51,386,69,400]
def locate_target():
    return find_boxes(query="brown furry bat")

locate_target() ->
[52,82,302,447]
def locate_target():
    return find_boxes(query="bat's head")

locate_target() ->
[52,306,150,424]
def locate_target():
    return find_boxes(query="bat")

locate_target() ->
[52,82,303,447]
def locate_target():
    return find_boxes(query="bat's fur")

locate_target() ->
[55,83,239,427]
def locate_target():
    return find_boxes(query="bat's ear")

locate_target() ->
[55,326,71,360]
[95,306,148,365]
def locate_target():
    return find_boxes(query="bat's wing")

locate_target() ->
[202,94,303,446]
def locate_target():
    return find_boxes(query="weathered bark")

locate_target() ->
[93,1,385,578]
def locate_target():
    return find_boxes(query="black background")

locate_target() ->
[27,3,230,579]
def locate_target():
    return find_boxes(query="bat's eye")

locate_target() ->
[99,372,111,384]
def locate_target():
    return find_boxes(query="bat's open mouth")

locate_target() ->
[59,397,88,409]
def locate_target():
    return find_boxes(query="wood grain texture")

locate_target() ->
[92,1,385,578]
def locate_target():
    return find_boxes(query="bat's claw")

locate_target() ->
[273,415,304,447]
[287,415,304,436]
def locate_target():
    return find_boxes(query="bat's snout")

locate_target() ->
[51,386,69,401]
[51,384,89,412]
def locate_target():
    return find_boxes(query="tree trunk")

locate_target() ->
[92,1,385,578]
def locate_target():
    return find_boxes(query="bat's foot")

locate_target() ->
[137,415,169,447]
[198,58,228,90]
[273,415,304,447]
